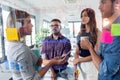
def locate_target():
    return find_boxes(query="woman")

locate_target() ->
[80,0,120,80]
[73,8,101,80]
[6,9,67,80]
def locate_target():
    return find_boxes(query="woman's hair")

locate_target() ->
[79,8,98,47]
[6,9,30,40]
[111,0,115,3]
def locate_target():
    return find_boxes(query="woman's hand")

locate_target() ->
[73,58,80,65]
[50,69,57,79]
[80,38,93,50]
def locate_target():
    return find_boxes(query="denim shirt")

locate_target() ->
[97,17,120,80]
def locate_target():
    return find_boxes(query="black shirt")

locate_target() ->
[77,33,91,57]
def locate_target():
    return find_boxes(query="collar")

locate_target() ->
[49,33,64,40]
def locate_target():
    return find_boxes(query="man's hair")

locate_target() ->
[51,19,61,23]
[111,0,115,3]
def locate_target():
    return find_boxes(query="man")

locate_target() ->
[80,0,120,80]
[41,19,72,79]
[6,10,67,80]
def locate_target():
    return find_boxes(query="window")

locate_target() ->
[0,4,37,61]
[68,21,81,38]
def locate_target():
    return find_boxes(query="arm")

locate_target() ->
[62,39,71,61]
[37,59,55,77]
[73,45,92,66]
[81,39,102,70]
[94,29,101,52]
[74,45,80,59]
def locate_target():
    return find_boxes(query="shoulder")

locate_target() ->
[43,36,51,43]
[115,17,120,23]
[62,36,71,43]
[96,28,101,36]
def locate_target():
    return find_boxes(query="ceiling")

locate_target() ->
[1,0,101,23]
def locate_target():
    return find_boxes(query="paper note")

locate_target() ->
[100,30,114,44]
[6,28,19,41]
[111,24,120,36]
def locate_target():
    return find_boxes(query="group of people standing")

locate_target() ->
[6,0,120,80]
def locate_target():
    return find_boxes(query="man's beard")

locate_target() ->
[53,32,60,36]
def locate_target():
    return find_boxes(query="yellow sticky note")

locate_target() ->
[6,28,19,41]
[77,69,80,75]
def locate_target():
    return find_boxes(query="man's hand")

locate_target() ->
[37,57,42,66]
[50,56,67,65]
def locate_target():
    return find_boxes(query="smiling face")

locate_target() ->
[99,0,114,18]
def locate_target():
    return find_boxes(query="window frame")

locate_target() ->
[0,5,7,63]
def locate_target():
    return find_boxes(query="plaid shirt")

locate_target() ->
[41,34,71,70]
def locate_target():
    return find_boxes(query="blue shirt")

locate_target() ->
[97,17,120,80]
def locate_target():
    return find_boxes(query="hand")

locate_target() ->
[51,56,67,65]
[37,57,42,66]
[50,70,57,79]
[74,71,79,80]
[57,56,67,65]
[53,56,61,60]
[80,38,92,50]
[74,66,79,80]
[73,58,80,65]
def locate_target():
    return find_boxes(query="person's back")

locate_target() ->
[7,41,39,80]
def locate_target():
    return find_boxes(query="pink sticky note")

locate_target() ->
[100,30,114,44]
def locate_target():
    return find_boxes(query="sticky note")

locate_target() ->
[111,24,120,36]
[100,30,114,44]
[6,28,19,41]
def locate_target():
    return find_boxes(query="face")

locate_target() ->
[81,11,90,24]
[113,0,120,13]
[23,16,33,35]
[99,0,113,18]
[50,21,61,35]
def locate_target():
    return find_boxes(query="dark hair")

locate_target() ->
[7,9,30,27]
[80,8,98,47]
[111,0,115,3]
[51,19,61,23]
[15,9,30,25]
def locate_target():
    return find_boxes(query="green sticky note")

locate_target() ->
[111,24,120,36]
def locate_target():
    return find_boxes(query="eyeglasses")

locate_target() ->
[50,25,60,28]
